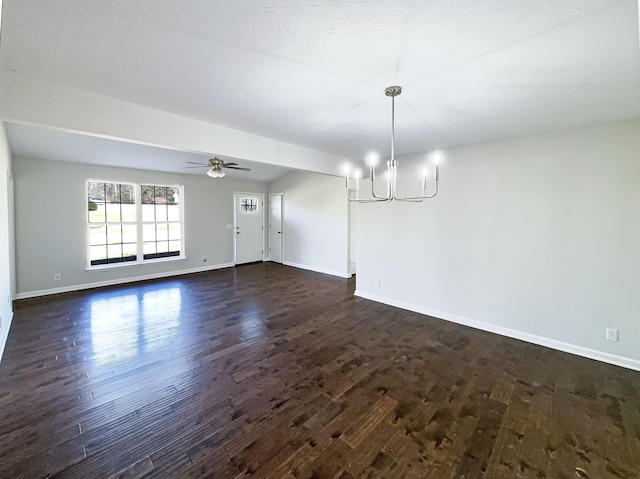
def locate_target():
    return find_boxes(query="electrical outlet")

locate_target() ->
[54,273,61,281]
[606,328,619,342]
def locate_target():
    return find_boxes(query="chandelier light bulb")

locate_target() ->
[433,153,442,166]
[343,163,351,176]
[366,152,379,167]
[421,167,429,191]
[354,168,361,196]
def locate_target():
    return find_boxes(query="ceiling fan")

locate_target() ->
[183,157,251,178]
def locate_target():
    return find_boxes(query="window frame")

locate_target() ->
[86,179,185,270]
[140,183,183,262]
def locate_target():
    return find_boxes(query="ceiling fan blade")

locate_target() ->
[225,166,251,171]
[182,165,209,168]
[222,162,238,167]
[185,161,209,166]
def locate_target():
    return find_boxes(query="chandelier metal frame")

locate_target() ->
[345,86,440,203]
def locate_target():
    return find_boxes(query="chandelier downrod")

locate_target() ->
[345,85,440,203]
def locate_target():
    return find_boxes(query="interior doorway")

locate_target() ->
[268,193,283,264]
[233,192,264,264]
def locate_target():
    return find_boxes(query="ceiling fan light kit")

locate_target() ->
[344,86,441,203]
[207,167,225,178]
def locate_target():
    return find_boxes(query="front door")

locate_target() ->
[268,193,283,263]
[234,192,264,264]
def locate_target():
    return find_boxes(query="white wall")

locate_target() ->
[0,123,15,360]
[269,171,350,278]
[13,156,268,297]
[356,118,640,370]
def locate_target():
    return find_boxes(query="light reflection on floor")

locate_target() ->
[89,286,182,366]
[238,305,265,344]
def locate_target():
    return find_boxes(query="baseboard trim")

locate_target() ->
[355,290,640,372]
[15,262,235,300]
[283,261,351,279]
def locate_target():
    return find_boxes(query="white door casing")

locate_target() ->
[349,200,356,275]
[234,192,264,264]
[269,193,283,264]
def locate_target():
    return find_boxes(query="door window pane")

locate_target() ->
[240,197,258,213]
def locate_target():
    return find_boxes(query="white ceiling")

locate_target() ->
[1,0,639,177]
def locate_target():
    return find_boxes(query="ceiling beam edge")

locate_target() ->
[0,70,344,177]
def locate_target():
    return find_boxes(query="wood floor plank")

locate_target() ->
[341,395,398,448]
[0,263,638,478]
[106,455,155,479]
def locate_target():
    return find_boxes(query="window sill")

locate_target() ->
[86,255,186,271]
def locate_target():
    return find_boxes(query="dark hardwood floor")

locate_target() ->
[1,263,639,478]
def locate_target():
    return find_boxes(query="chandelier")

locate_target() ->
[344,86,441,203]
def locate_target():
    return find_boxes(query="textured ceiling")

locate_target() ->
[1,0,639,172]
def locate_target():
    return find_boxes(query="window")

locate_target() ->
[87,182,137,265]
[240,197,259,213]
[141,185,181,260]
[87,181,183,268]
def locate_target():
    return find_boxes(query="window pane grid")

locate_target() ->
[88,182,137,265]
[140,185,181,261]
[88,182,182,267]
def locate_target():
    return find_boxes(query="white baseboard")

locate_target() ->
[355,290,640,372]
[15,262,235,300]
[283,261,351,279]
[0,310,13,362]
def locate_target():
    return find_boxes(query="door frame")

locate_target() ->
[348,200,356,275]
[233,191,265,264]
[268,193,284,264]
